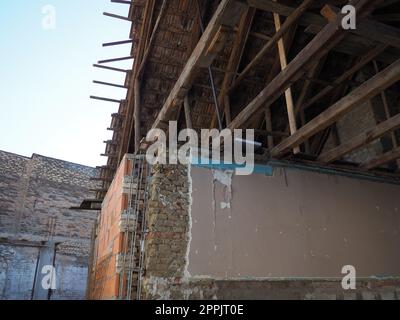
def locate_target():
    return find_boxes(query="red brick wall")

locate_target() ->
[89,155,133,300]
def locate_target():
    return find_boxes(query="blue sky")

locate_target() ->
[0,0,132,167]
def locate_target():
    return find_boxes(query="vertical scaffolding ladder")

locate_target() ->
[118,153,150,300]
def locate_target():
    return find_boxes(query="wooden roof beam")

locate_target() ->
[151,0,247,130]
[93,64,130,73]
[103,12,132,22]
[119,0,155,158]
[247,0,400,49]
[361,146,400,169]
[93,80,127,89]
[102,39,133,47]
[319,112,400,163]
[300,44,387,112]
[111,0,133,4]
[230,0,314,91]
[137,0,168,79]
[210,6,256,128]
[270,58,400,158]
[97,56,133,64]
[90,96,122,104]
[228,0,381,131]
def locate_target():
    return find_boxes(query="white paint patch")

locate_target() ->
[220,202,231,209]
[212,169,233,187]
[212,169,234,215]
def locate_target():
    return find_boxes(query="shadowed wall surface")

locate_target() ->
[188,165,400,278]
[0,150,98,300]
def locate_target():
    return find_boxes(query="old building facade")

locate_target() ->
[0,150,99,300]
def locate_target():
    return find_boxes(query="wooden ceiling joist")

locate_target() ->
[93,64,130,73]
[151,0,247,130]
[102,39,133,47]
[103,12,132,22]
[361,146,400,169]
[97,56,133,64]
[318,112,400,163]
[137,0,168,79]
[270,58,400,158]
[119,0,156,158]
[230,0,314,91]
[210,6,256,128]
[299,44,388,112]
[248,0,400,49]
[111,0,133,5]
[228,0,382,131]
[90,96,122,104]
[93,80,127,89]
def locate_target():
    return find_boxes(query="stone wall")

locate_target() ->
[0,150,99,300]
[142,163,191,299]
[140,162,400,300]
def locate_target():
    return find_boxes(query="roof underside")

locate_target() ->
[94,0,400,198]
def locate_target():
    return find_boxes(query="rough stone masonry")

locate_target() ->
[0,150,99,300]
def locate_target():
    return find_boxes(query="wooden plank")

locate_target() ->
[373,60,400,167]
[210,7,256,128]
[98,56,133,64]
[133,79,141,151]
[90,96,122,104]
[324,4,400,49]
[230,0,314,90]
[119,0,155,159]
[228,0,381,131]
[300,44,387,112]
[273,3,300,154]
[93,64,130,73]
[318,113,400,163]
[103,12,132,21]
[293,58,326,153]
[246,24,298,130]
[265,107,274,149]
[270,58,400,158]
[102,39,133,47]
[373,60,398,148]
[93,80,127,89]
[247,0,400,49]
[151,0,246,130]
[361,147,400,169]
[137,0,168,78]
[184,96,193,129]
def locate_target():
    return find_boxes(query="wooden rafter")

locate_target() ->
[228,1,382,131]
[271,58,400,158]
[210,6,256,128]
[119,0,156,158]
[151,0,247,130]
[299,44,387,112]
[184,95,193,129]
[272,1,305,154]
[373,60,399,151]
[137,0,168,79]
[361,146,400,169]
[230,0,314,91]
[247,0,400,49]
[318,113,400,163]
